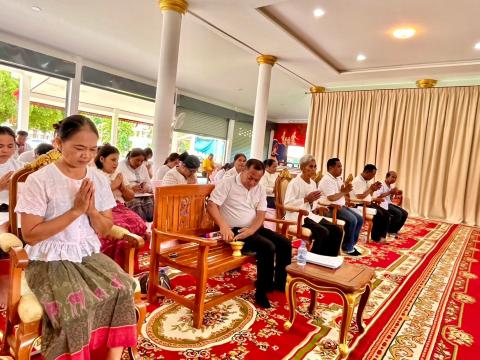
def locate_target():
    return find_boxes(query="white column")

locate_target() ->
[110,108,119,145]
[224,118,235,163]
[250,55,276,160]
[152,0,188,178]
[17,72,31,132]
[66,58,82,116]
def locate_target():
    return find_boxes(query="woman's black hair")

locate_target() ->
[222,162,233,171]
[233,153,246,162]
[126,148,147,160]
[178,151,189,162]
[264,159,277,168]
[95,144,120,169]
[0,126,16,140]
[56,115,98,141]
[34,143,54,156]
[144,147,153,158]
[164,152,180,165]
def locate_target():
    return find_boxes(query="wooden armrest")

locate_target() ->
[281,206,309,216]
[155,229,218,246]
[350,199,370,206]
[123,233,145,249]
[264,217,296,226]
[9,246,29,269]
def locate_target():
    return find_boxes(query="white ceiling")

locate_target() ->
[1,0,480,122]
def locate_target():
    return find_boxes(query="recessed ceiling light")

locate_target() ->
[475,42,480,50]
[393,28,416,39]
[313,8,325,17]
[31,5,41,12]
[356,54,367,61]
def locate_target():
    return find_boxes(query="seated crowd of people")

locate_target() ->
[0,114,408,359]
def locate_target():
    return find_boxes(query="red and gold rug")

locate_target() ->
[134,218,479,359]
[1,218,479,359]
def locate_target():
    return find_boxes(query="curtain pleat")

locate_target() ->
[306,87,480,226]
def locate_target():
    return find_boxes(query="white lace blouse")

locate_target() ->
[15,164,116,262]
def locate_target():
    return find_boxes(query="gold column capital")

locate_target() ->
[416,79,437,88]
[309,86,326,93]
[158,0,188,14]
[256,55,277,66]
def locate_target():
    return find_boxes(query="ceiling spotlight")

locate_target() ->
[31,5,41,12]
[475,42,480,50]
[313,8,325,17]
[393,28,416,39]
[356,54,367,61]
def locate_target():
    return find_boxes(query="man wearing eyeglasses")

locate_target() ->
[162,155,200,185]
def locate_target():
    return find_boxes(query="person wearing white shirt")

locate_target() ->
[318,158,363,256]
[223,153,246,179]
[207,159,291,309]
[213,163,233,183]
[0,126,23,232]
[14,115,137,359]
[284,155,342,256]
[374,171,408,234]
[155,152,180,181]
[162,155,200,186]
[15,130,32,157]
[117,148,153,221]
[260,159,279,208]
[351,164,389,242]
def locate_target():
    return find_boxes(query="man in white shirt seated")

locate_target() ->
[318,158,363,256]
[223,153,246,179]
[162,155,200,185]
[260,159,278,209]
[374,171,408,235]
[351,164,389,242]
[15,130,32,157]
[207,159,292,309]
[284,155,342,256]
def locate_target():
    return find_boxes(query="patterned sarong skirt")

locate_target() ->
[25,253,137,360]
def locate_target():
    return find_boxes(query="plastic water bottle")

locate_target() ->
[297,241,307,266]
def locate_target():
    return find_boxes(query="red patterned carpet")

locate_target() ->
[135,218,480,359]
[1,218,479,359]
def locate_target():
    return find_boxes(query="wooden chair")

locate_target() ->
[148,184,292,329]
[274,170,344,252]
[0,150,146,360]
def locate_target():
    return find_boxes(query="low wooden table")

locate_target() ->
[284,262,375,358]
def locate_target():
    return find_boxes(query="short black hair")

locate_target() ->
[95,144,119,168]
[17,130,28,137]
[144,147,153,158]
[164,152,180,165]
[264,159,276,168]
[0,126,16,140]
[245,158,265,173]
[326,158,340,170]
[234,153,246,162]
[126,148,146,160]
[57,115,98,141]
[34,143,54,156]
[363,164,377,172]
[179,151,189,162]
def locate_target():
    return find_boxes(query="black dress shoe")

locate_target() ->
[255,292,271,308]
[348,248,362,257]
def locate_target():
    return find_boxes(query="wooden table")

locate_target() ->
[284,262,375,358]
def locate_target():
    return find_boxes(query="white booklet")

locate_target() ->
[305,252,344,269]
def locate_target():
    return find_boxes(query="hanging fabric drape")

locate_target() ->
[306,86,480,226]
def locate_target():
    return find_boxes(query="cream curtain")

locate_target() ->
[306,86,480,226]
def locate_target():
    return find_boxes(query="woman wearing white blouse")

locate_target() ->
[15,115,137,360]
[0,126,23,232]
[117,148,153,222]
[155,152,180,180]
[260,159,278,208]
